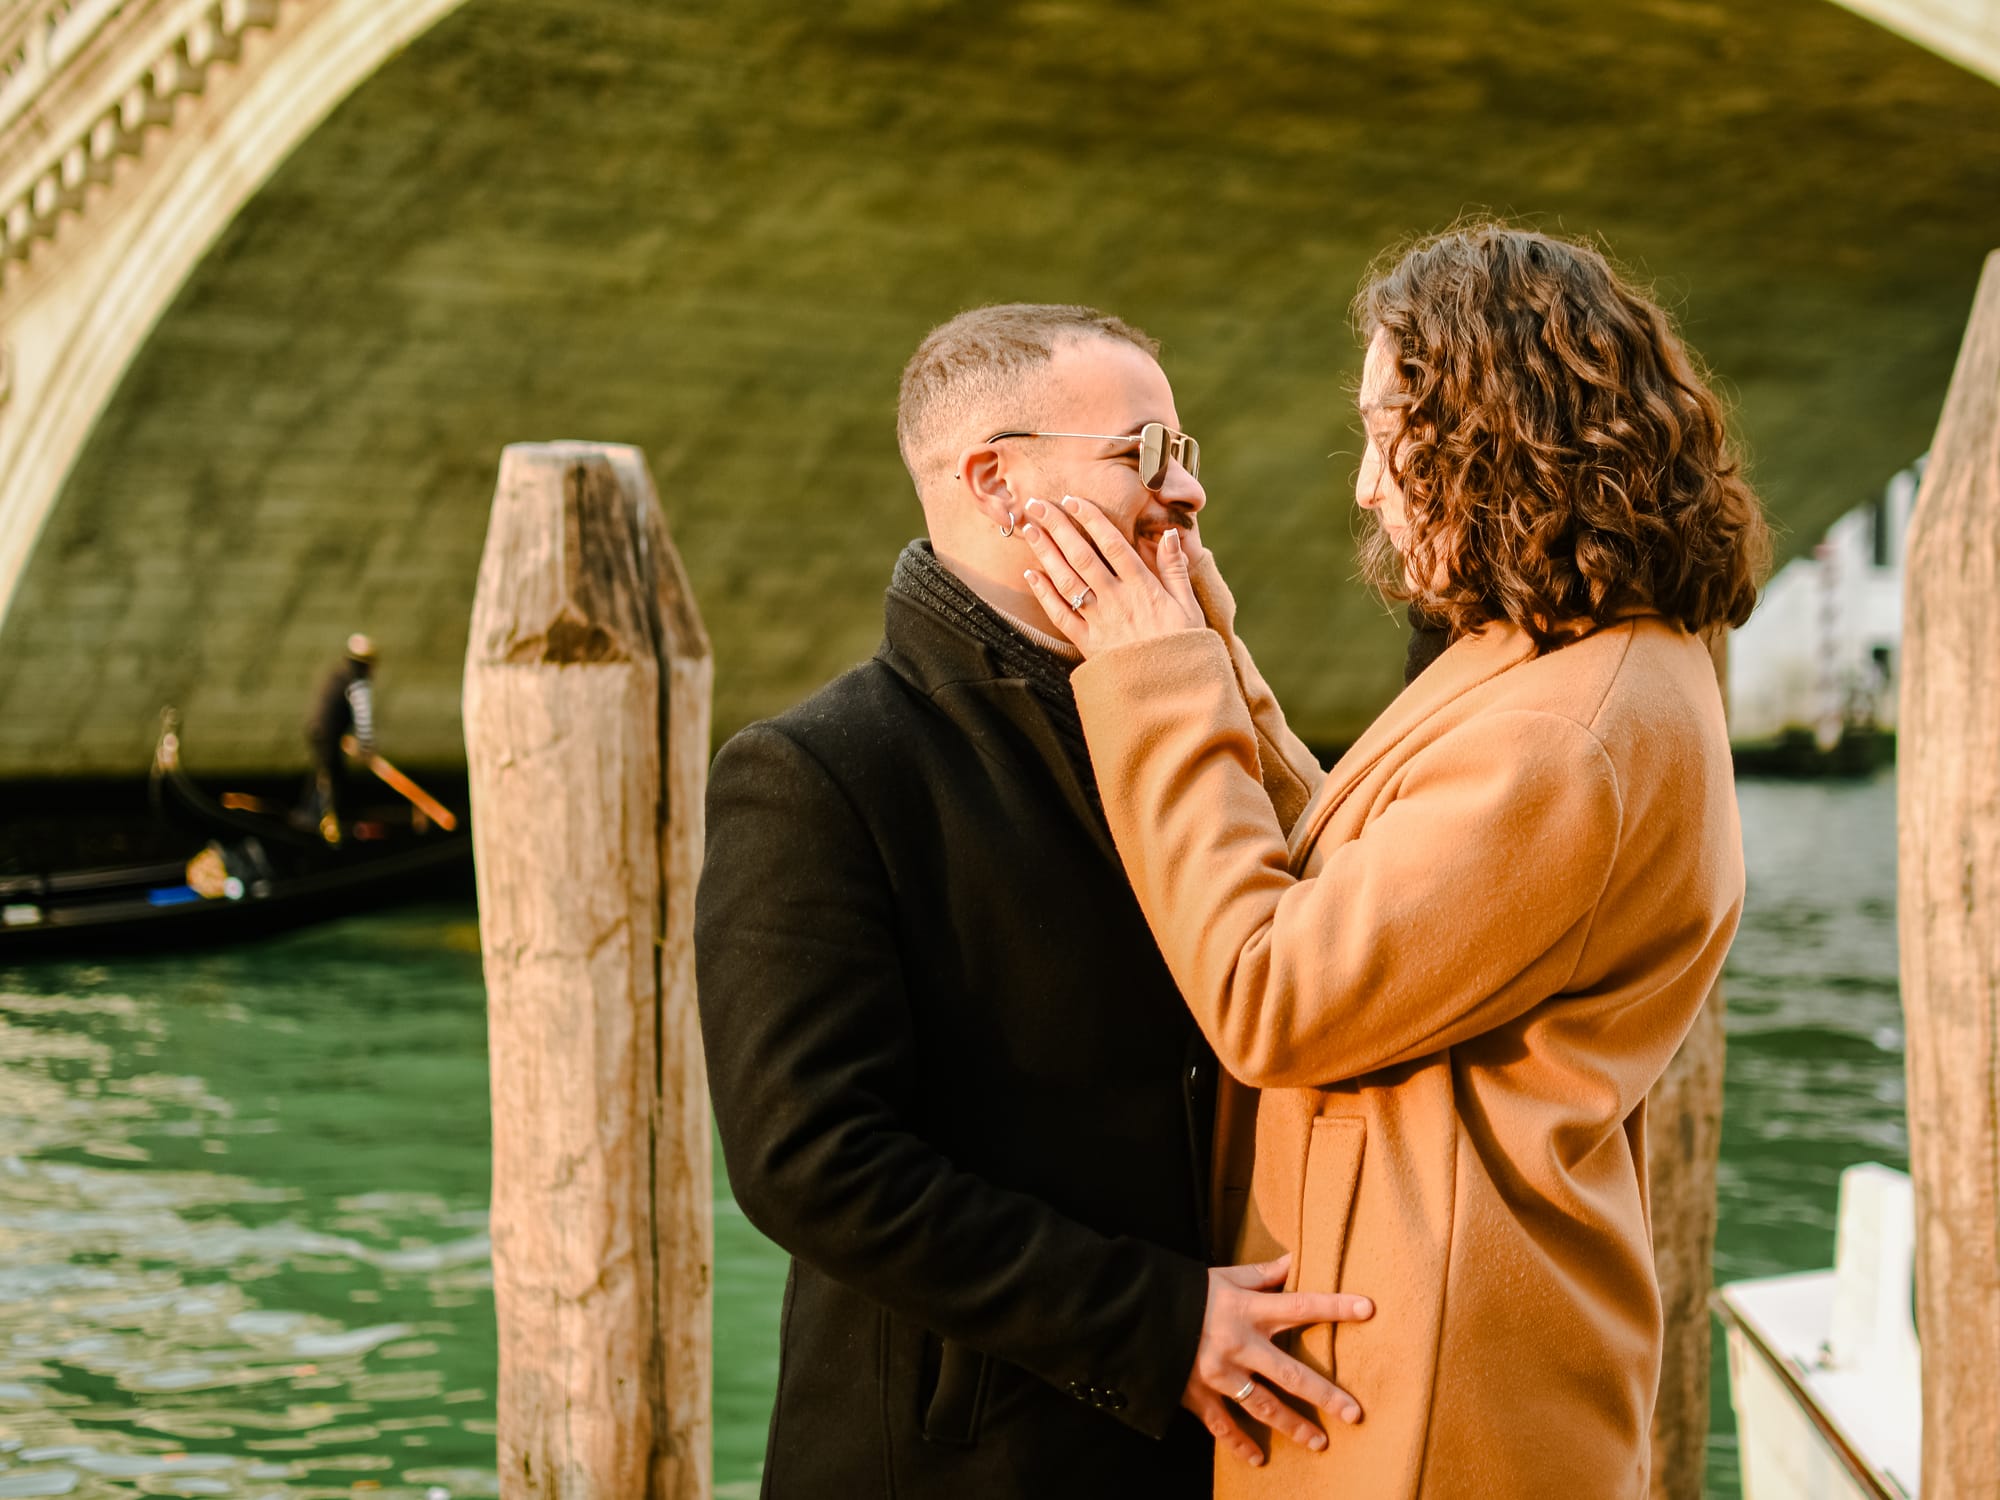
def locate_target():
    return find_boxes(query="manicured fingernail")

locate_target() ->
[1355,1297,1373,1317]
[1024,498,1046,517]
[1344,1405,1361,1424]
[1310,1435,1327,1452]
[1023,571,1037,584]
[1061,494,1079,510]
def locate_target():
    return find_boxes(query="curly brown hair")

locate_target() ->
[1352,223,1771,649]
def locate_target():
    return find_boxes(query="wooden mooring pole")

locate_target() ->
[1646,630,1731,1500]
[1900,250,2000,1500]
[464,442,714,1499]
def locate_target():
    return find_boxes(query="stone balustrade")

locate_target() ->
[0,0,286,271]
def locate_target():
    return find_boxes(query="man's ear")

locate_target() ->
[954,442,1019,533]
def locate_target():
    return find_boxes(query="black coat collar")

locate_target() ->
[877,566,1120,869]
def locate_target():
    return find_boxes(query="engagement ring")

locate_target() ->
[1070,587,1093,612]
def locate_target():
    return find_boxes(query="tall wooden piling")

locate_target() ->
[1645,630,1731,1500]
[1900,250,2000,1500]
[464,442,714,1499]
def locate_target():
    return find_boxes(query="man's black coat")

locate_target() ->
[695,550,1217,1498]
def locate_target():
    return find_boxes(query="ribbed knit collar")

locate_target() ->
[889,540,1082,710]
[991,604,1086,663]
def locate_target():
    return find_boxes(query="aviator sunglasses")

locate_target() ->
[985,422,1201,492]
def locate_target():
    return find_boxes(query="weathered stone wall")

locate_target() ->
[3,0,1999,775]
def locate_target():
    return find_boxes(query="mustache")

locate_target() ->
[1139,507,1199,534]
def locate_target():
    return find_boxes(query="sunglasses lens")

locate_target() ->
[1181,434,1200,481]
[1139,424,1168,490]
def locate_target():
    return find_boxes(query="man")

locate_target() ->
[304,633,377,843]
[695,305,1369,1498]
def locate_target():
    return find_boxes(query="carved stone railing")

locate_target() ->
[0,0,289,272]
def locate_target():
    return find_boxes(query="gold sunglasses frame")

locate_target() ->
[985,422,1200,492]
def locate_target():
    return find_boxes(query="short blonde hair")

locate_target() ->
[896,303,1159,492]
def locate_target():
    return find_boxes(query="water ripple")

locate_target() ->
[0,911,500,1498]
[0,777,1905,1500]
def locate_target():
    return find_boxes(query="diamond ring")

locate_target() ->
[1070,586,1094,612]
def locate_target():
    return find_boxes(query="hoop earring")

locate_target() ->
[1000,511,1015,538]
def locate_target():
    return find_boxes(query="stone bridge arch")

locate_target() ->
[0,0,470,771]
[3,0,1999,776]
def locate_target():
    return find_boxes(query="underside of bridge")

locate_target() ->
[2,0,1998,775]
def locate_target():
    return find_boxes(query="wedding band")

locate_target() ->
[1231,1378,1257,1404]
[1070,586,1093,611]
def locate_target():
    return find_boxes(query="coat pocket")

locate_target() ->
[919,1334,991,1447]
[1295,1117,1365,1376]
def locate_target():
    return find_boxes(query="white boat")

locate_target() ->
[1713,1162,1922,1499]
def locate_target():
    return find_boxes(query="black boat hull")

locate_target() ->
[0,836,474,959]
[0,717,475,960]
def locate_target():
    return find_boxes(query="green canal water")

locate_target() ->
[0,775,1904,1498]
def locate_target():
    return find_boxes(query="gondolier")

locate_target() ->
[306,634,379,844]
[0,707,470,958]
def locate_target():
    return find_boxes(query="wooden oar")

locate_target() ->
[342,736,460,831]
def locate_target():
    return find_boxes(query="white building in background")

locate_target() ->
[1728,459,1922,746]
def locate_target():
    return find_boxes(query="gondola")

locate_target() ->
[0,712,473,958]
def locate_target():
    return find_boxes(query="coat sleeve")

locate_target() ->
[1188,551,1325,836]
[1070,630,1625,1091]
[694,722,1209,1439]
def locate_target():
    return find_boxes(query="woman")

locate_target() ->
[1017,224,1770,1498]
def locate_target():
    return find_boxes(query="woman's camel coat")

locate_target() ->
[1069,561,1745,1499]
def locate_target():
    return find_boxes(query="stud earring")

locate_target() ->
[1000,511,1015,538]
